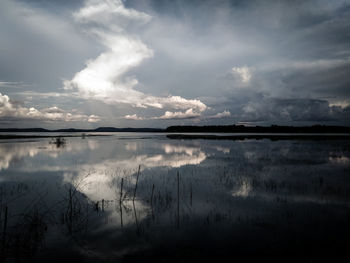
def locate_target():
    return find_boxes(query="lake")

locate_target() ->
[0,133,350,262]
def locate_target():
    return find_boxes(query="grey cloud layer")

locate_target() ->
[1,0,350,127]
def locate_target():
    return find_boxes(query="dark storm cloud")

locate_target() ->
[237,98,349,123]
[278,61,350,98]
[128,0,350,105]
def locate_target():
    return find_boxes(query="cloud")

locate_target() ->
[0,0,97,78]
[207,110,231,119]
[0,93,100,123]
[2,0,350,127]
[231,66,252,84]
[260,58,350,72]
[87,114,101,122]
[123,109,231,121]
[44,106,65,114]
[0,81,31,89]
[124,114,143,120]
[11,91,78,99]
[153,108,201,120]
[240,98,348,123]
[64,0,207,116]
[73,0,151,28]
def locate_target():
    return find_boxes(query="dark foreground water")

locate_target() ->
[0,133,350,262]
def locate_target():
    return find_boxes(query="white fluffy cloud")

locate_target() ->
[153,108,201,120]
[123,109,231,121]
[124,114,143,120]
[64,0,207,115]
[87,115,100,123]
[73,0,151,28]
[231,66,252,84]
[0,93,100,123]
[156,109,232,120]
[207,110,231,119]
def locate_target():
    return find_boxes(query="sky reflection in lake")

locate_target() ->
[0,133,350,262]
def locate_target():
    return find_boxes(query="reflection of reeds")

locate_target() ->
[133,201,140,236]
[2,159,350,261]
[177,171,180,228]
[190,182,192,207]
[120,178,124,227]
[63,183,91,237]
[2,205,7,253]
[151,184,155,220]
[133,165,141,202]
[0,189,51,261]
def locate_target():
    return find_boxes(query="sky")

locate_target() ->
[0,0,350,128]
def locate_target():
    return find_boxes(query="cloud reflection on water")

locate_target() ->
[1,135,350,262]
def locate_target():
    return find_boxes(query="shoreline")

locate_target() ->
[0,134,112,140]
[167,134,350,141]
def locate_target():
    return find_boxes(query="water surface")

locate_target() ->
[0,133,349,262]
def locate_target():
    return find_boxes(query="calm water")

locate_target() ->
[0,133,350,262]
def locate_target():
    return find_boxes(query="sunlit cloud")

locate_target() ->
[231,66,252,84]
[87,114,101,123]
[153,108,201,120]
[0,93,100,123]
[124,114,144,120]
[64,0,207,117]
[123,108,230,121]
[207,110,231,119]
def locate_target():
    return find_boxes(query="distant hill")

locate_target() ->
[93,127,164,132]
[165,125,350,133]
[1,125,350,134]
[0,128,51,133]
[0,127,164,133]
